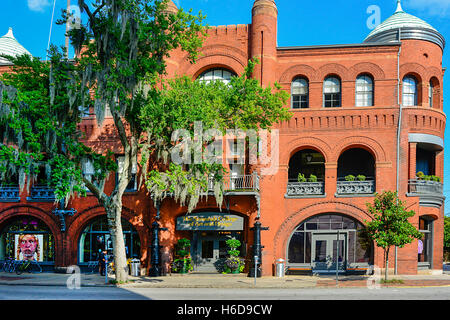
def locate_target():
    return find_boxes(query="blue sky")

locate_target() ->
[1,0,449,212]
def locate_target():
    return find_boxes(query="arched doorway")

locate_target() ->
[77,216,141,265]
[0,216,55,267]
[287,213,372,273]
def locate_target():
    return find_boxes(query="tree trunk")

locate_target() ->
[105,201,128,283]
[385,248,389,282]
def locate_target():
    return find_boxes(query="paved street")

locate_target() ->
[1,284,450,300]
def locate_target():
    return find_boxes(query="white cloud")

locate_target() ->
[27,0,51,12]
[404,0,450,17]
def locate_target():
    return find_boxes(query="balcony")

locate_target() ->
[336,179,375,196]
[408,179,444,207]
[0,186,20,202]
[209,174,260,194]
[27,186,56,202]
[286,181,325,198]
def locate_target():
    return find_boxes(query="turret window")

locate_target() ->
[402,76,418,106]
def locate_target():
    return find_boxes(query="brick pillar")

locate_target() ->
[324,162,337,196]
[435,150,444,182]
[408,142,417,180]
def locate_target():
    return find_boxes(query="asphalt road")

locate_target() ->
[1,285,450,300]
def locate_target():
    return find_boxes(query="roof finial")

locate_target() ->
[395,0,404,13]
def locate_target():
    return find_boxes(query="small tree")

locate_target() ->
[444,216,450,262]
[365,191,422,281]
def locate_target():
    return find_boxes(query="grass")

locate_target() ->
[380,278,404,284]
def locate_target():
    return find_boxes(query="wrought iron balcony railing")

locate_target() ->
[27,185,56,201]
[0,186,20,202]
[208,174,260,193]
[286,181,325,197]
[336,179,375,195]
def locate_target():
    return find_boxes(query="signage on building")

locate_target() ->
[176,212,244,231]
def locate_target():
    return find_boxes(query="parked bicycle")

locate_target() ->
[15,259,42,275]
[0,257,14,272]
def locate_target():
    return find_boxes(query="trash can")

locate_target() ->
[130,259,141,277]
[275,258,285,278]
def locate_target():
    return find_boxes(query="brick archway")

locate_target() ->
[65,205,150,267]
[330,136,387,163]
[281,136,332,166]
[272,201,372,260]
[0,205,63,265]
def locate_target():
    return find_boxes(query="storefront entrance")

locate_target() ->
[311,232,346,273]
[192,231,242,273]
[176,212,245,273]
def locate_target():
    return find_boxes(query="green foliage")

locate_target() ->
[308,174,318,182]
[416,172,441,182]
[444,216,450,249]
[365,191,422,250]
[345,175,356,181]
[142,59,291,212]
[356,175,366,181]
[297,173,307,183]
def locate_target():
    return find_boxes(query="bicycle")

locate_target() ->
[0,257,14,272]
[15,260,42,275]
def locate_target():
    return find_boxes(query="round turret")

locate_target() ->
[0,28,31,65]
[364,0,445,51]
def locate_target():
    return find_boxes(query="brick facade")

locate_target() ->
[0,0,445,276]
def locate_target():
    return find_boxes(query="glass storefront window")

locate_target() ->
[0,217,54,262]
[418,217,433,267]
[287,213,372,266]
[78,217,141,263]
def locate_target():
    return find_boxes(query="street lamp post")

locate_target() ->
[248,220,268,278]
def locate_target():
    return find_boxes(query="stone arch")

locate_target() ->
[316,63,349,82]
[330,136,387,163]
[181,45,247,78]
[279,64,316,84]
[272,201,372,260]
[400,63,426,84]
[281,136,332,166]
[66,205,150,266]
[0,205,63,264]
[348,62,385,80]
[425,66,443,82]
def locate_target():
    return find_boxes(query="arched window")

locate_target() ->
[197,68,235,84]
[323,76,341,108]
[429,81,433,107]
[291,78,309,109]
[355,75,374,107]
[402,76,418,106]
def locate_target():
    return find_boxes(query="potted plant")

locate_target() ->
[356,175,366,181]
[297,173,307,183]
[308,174,318,182]
[171,238,192,274]
[345,175,356,181]
[225,238,244,274]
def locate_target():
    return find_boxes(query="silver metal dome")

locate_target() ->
[364,1,445,51]
[0,28,31,65]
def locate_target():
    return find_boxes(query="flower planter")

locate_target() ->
[231,268,240,274]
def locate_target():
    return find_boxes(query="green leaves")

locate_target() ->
[365,191,422,250]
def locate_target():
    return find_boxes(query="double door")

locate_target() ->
[192,232,241,273]
[311,232,347,273]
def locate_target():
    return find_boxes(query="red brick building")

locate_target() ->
[0,0,446,276]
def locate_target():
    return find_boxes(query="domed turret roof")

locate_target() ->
[0,28,31,65]
[364,1,445,50]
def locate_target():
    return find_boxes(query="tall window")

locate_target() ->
[323,77,341,108]
[355,75,374,107]
[197,68,235,84]
[402,76,418,106]
[291,78,309,109]
[429,81,433,107]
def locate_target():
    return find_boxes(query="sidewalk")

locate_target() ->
[1,271,450,289]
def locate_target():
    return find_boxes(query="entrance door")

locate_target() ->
[192,232,239,273]
[311,233,346,273]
